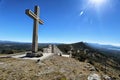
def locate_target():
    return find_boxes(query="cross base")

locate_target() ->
[26,52,43,57]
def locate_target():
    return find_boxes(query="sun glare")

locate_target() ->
[90,0,105,4]
[89,0,107,7]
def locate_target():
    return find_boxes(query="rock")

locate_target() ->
[103,75,111,80]
[76,74,86,80]
[36,59,40,63]
[119,74,120,77]
[89,67,96,71]
[35,52,43,57]
[84,64,96,71]
[0,62,4,65]
[84,64,91,69]
[88,73,101,80]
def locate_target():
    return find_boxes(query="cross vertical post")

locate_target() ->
[25,6,44,54]
[32,6,39,53]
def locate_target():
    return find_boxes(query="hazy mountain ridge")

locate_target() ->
[85,43,120,63]
[0,40,61,54]
[86,43,120,50]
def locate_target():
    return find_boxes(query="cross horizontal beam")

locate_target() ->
[25,9,44,24]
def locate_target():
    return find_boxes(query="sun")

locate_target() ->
[89,0,107,7]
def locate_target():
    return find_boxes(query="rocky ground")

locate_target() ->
[0,55,111,80]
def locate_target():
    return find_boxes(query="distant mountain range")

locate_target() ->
[0,40,120,61]
[0,40,62,45]
[86,43,120,51]
[0,40,20,43]
[0,40,62,53]
[1,40,120,49]
[1,40,120,52]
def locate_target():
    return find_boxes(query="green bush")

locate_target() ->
[1,50,14,54]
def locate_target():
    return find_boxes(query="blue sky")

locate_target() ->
[0,0,120,45]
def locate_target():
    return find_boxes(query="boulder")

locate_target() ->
[103,75,111,80]
[88,73,101,80]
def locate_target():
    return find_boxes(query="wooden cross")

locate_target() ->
[25,6,44,53]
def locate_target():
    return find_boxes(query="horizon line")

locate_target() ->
[0,39,120,47]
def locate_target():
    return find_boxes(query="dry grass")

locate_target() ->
[1,55,119,80]
[0,55,101,80]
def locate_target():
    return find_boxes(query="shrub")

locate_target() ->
[1,50,14,54]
